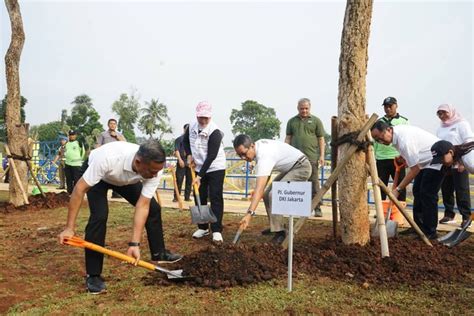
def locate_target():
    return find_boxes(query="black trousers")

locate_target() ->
[412,168,444,236]
[376,159,406,201]
[441,169,471,220]
[85,180,165,276]
[64,164,82,194]
[175,165,192,200]
[197,169,225,233]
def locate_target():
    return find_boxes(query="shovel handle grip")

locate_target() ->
[63,236,156,271]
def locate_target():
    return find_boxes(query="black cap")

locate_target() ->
[430,140,453,165]
[382,97,397,106]
[68,130,77,135]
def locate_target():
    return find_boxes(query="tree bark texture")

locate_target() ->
[5,0,28,206]
[337,0,373,245]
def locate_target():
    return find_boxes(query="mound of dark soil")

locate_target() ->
[145,236,473,288]
[0,192,69,213]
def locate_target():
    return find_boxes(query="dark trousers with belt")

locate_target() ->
[412,168,444,236]
[175,165,192,200]
[85,180,165,276]
[64,164,82,194]
[441,169,471,220]
[376,159,407,201]
[197,169,225,233]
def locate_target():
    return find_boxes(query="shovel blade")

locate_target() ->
[445,231,472,248]
[370,220,398,238]
[232,230,242,244]
[190,205,217,224]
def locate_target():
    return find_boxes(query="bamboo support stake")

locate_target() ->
[4,144,29,204]
[366,132,390,257]
[21,146,46,198]
[1,165,10,181]
[282,113,379,249]
[330,116,339,240]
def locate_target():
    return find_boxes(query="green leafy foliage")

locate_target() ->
[138,99,172,140]
[0,95,27,142]
[230,100,281,141]
[160,139,176,156]
[111,92,140,143]
[66,94,103,148]
[29,121,64,141]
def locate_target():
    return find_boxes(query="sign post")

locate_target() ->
[272,181,311,292]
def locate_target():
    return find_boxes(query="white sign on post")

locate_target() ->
[272,181,312,217]
[271,181,312,292]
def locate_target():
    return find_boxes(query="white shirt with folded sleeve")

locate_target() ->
[392,125,442,171]
[82,142,162,199]
[254,139,305,177]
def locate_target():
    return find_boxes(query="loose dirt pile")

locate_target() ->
[0,192,69,213]
[145,237,473,288]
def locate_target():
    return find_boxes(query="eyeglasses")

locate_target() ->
[238,148,250,159]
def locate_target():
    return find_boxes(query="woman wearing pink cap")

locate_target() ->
[183,101,226,242]
[436,104,473,227]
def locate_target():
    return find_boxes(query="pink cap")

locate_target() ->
[196,101,212,118]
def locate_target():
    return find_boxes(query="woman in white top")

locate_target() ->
[435,104,473,226]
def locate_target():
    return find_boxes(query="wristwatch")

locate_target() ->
[128,241,140,247]
[247,209,256,217]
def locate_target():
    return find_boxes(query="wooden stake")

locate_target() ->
[331,116,339,240]
[4,144,29,204]
[21,146,46,198]
[366,132,390,257]
[1,165,10,181]
[282,113,379,249]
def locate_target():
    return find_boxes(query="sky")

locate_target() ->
[1,0,472,146]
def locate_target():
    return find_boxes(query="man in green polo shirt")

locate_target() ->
[374,96,409,201]
[286,98,326,217]
[64,130,85,194]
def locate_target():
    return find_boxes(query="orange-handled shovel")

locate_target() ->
[63,236,186,279]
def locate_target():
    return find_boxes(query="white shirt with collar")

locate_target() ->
[188,121,226,173]
[392,125,442,170]
[254,139,305,177]
[82,142,162,199]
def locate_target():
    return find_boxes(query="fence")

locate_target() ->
[16,140,474,211]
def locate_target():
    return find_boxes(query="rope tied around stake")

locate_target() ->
[330,131,372,152]
[6,153,31,161]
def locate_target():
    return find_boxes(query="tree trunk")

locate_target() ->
[337,0,373,245]
[5,0,28,207]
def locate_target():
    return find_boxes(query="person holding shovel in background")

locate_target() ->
[173,123,192,202]
[58,139,182,294]
[233,134,312,244]
[183,101,226,243]
[371,121,444,240]
[435,104,473,227]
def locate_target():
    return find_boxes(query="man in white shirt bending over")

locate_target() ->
[58,139,182,294]
[371,121,444,240]
[233,134,312,244]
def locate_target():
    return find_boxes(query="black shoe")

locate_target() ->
[461,219,472,228]
[313,209,323,217]
[399,228,417,236]
[261,228,275,236]
[184,198,192,202]
[86,275,106,294]
[172,198,178,202]
[427,233,438,240]
[439,216,455,224]
[270,231,286,244]
[152,250,183,263]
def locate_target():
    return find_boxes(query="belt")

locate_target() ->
[292,155,308,168]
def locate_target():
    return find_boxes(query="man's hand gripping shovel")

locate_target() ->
[233,213,252,244]
[63,236,191,280]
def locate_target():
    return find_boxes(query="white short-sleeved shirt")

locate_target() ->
[461,151,474,174]
[437,120,474,145]
[392,125,442,170]
[82,142,162,199]
[254,139,305,177]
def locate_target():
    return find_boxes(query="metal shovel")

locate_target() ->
[63,236,189,280]
[438,218,472,248]
[189,166,217,225]
[232,221,247,244]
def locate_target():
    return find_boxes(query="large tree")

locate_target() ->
[337,0,373,245]
[138,98,172,140]
[0,94,26,143]
[4,0,28,206]
[66,94,103,148]
[230,100,281,141]
[111,92,140,143]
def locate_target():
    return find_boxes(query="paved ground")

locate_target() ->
[1,182,472,233]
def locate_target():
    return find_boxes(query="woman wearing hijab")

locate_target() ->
[435,104,473,227]
[183,101,226,242]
